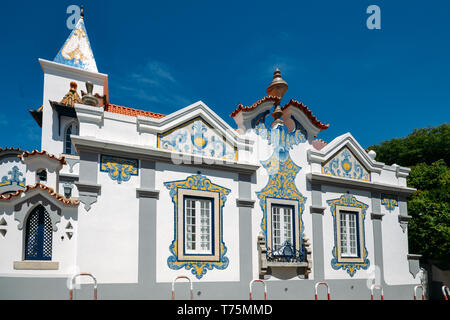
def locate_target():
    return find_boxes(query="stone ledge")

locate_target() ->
[136,188,160,199]
[371,212,385,220]
[310,205,326,214]
[236,199,255,208]
[75,181,101,193]
[14,261,59,270]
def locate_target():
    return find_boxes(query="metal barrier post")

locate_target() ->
[172,276,193,300]
[442,285,449,300]
[69,273,98,300]
[249,279,268,300]
[414,285,425,300]
[314,282,330,300]
[370,284,384,300]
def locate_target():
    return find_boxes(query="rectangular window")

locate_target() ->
[271,205,294,251]
[339,210,358,257]
[184,197,212,255]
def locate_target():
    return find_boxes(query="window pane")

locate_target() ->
[185,198,212,254]
[272,206,294,252]
[272,207,281,250]
[340,211,358,257]
[65,126,72,154]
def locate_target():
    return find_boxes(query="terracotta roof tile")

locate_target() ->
[0,183,79,206]
[105,104,166,119]
[0,147,25,154]
[282,99,330,130]
[230,96,281,118]
[312,139,328,151]
[18,150,67,165]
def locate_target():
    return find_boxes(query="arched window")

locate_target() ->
[64,121,79,155]
[24,205,53,261]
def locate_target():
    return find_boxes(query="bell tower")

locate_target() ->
[38,8,108,156]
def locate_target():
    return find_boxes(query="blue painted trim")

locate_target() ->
[327,194,370,277]
[164,175,231,279]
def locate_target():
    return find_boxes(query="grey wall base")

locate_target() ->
[0,276,419,300]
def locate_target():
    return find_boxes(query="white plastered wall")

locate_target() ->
[155,162,240,283]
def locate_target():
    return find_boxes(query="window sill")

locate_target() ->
[13,261,59,270]
[267,261,309,268]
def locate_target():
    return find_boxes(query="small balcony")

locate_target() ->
[258,233,312,278]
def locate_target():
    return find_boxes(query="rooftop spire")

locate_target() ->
[266,69,288,99]
[267,69,288,128]
[53,8,98,72]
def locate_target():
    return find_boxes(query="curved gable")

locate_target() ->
[158,116,237,161]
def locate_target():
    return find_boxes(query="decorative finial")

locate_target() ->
[60,82,82,107]
[266,69,288,99]
[267,69,288,128]
[81,81,99,107]
[80,6,84,18]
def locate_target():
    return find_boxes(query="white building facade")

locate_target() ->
[0,14,423,300]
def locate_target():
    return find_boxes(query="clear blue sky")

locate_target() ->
[1,0,449,151]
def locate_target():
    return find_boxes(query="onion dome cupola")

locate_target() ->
[53,7,98,73]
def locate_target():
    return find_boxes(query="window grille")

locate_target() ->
[25,206,52,261]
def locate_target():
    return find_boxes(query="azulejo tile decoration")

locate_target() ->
[253,113,307,155]
[322,147,370,181]
[327,194,370,277]
[381,194,398,212]
[158,117,237,161]
[54,17,98,72]
[164,175,231,279]
[255,122,307,251]
[100,155,138,184]
[0,166,26,188]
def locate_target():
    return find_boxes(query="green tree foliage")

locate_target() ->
[368,124,450,263]
[368,124,450,167]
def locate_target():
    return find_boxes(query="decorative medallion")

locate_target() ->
[327,194,370,277]
[322,147,370,181]
[164,175,231,279]
[0,166,26,188]
[100,155,138,184]
[381,194,398,212]
[158,117,237,160]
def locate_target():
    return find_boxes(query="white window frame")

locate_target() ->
[338,210,358,257]
[271,205,294,252]
[64,121,79,155]
[336,206,365,263]
[177,189,220,262]
[266,198,299,255]
[184,197,212,255]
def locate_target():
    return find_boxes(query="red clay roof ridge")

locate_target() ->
[283,99,330,130]
[0,183,79,206]
[105,103,166,119]
[18,150,67,165]
[230,96,281,118]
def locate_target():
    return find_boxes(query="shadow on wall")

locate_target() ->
[422,260,450,300]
